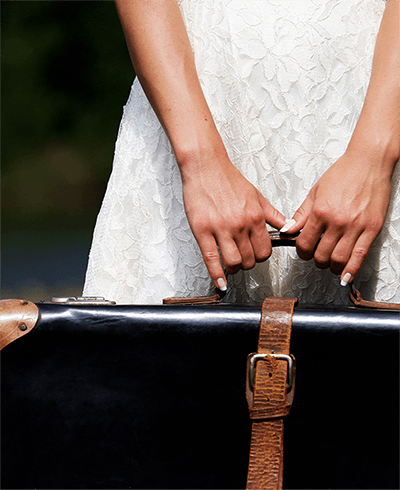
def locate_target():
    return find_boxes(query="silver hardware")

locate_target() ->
[19,323,27,331]
[51,296,116,305]
[248,353,294,392]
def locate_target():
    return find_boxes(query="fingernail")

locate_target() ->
[280,219,296,233]
[340,272,352,287]
[217,278,227,291]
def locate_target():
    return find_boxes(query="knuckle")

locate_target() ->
[224,255,242,269]
[296,239,313,261]
[352,246,368,260]
[296,205,307,218]
[330,251,347,267]
[313,202,331,221]
[331,215,347,230]
[249,208,264,225]
[194,218,211,236]
[242,260,256,271]
[255,247,272,262]
[225,263,241,275]
[314,261,330,270]
[203,250,221,263]
[313,253,329,269]
[233,217,247,233]
[330,263,345,275]
[367,216,384,234]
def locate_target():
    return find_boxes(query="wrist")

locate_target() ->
[173,130,231,179]
[346,132,399,178]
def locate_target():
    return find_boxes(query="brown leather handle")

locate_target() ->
[349,282,400,310]
[269,230,298,247]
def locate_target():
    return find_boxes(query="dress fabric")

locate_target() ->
[83,0,400,305]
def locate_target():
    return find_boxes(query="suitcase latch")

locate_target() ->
[51,296,116,305]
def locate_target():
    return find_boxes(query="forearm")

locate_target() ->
[115,0,227,172]
[347,0,400,174]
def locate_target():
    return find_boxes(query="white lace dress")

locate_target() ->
[83,0,400,305]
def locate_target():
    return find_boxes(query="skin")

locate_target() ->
[290,0,400,285]
[115,0,400,290]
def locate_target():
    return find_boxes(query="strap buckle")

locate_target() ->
[247,353,295,393]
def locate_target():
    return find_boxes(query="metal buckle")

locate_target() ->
[248,353,294,393]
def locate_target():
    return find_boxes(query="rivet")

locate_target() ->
[22,301,28,306]
[19,323,28,331]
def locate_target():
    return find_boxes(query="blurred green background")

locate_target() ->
[2,0,134,301]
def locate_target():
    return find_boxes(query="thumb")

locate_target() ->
[258,192,287,230]
[287,194,313,233]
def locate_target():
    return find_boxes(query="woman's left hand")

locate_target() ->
[286,0,399,286]
[287,150,393,285]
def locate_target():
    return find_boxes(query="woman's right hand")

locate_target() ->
[180,150,287,290]
[115,0,287,289]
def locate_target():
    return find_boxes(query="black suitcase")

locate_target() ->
[1,297,399,489]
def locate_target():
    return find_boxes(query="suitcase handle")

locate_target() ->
[163,231,298,305]
[163,230,400,309]
[269,230,298,247]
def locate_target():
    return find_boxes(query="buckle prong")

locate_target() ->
[248,353,294,392]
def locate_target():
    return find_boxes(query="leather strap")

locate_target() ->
[246,296,297,490]
[163,290,223,305]
[349,283,400,310]
[0,299,39,350]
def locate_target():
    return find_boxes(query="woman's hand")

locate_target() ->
[289,151,393,284]
[115,0,286,289]
[289,0,399,286]
[180,150,287,290]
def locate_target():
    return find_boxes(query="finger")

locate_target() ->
[217,236,243,275]
[289,193,314,233]
[249,223,273,263]
[258,192,287,230]
[312,230,342,270]
[329,235,358,276]
[339,231,376,286]
[296,216,325,261]
[235,236,256,270]
[197,235,228,291]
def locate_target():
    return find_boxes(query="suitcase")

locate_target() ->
[1,295,399,489]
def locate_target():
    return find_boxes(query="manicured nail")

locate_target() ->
[217,278,227,291]
[340,272,352,287]
[280,219,296,233]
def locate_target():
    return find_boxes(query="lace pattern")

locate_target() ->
[83,0,399,305]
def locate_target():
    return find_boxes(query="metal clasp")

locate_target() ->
[248,353,294,393]
[51,296,116,305]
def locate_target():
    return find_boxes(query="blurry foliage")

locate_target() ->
[2,0,135,231]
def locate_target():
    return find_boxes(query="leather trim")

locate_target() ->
[0,299,39,350]
[163,290,222,304]
[349,284,400,310]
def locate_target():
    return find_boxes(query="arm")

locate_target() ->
[115,0,287,289]
[290,0,400,285]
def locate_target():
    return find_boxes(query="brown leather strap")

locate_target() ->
[0,299,39,350]
[349,283,400,310]
[163,290,222,305]
[246,296,297,490]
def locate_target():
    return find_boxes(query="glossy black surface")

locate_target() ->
[2,303,399,489]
